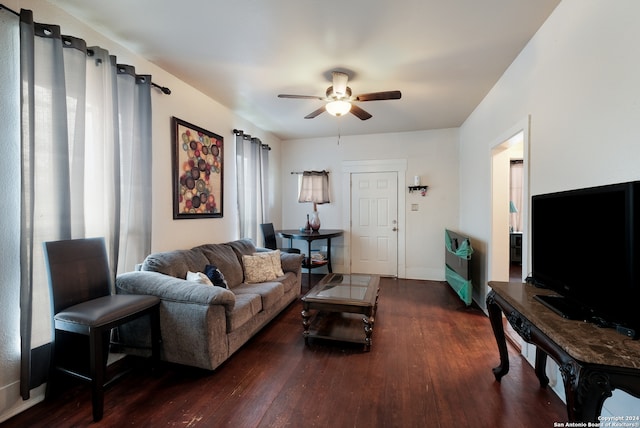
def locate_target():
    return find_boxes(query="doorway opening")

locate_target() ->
[509,159,524,282]
[490,125,528,284]
[490,120,529,352]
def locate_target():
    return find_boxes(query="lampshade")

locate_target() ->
[325,100,351,117]
[298,171,330,204]
[509,201,518,213]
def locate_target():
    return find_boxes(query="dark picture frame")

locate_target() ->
[171,117,223,219]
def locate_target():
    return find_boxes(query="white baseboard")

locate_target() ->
[0,382,45,424]
[403,267,445,281]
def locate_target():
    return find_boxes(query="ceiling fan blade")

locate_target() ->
[355,90,402,102]
[304,106,326,119]
[278,94,325,100]
[350,104,372,121]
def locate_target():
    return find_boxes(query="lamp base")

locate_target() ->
[309,210,320,231]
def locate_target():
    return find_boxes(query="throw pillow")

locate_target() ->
[254,250,284,277]
[186,271,214,286]
[242,254,278,283]
[204,264,229,289]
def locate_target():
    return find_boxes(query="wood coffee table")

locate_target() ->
[301,273,380,351]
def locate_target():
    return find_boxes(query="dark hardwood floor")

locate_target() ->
[2,277,567,427]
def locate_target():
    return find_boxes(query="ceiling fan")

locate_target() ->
[278,71,401,120]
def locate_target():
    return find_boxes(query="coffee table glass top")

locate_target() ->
[302,273,378,305]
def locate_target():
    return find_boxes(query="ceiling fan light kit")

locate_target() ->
[278,70,401,121]
[326,100,352,117]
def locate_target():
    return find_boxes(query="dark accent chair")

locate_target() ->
[43,237,161,422]
[260,223,301,253]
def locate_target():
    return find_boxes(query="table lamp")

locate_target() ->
[298,170,330,231]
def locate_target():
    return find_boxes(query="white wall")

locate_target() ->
[281,128,459,280]
[0,0,283,422]
[459,0,640,416]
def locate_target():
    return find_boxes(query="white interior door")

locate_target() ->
[350,172,398,276]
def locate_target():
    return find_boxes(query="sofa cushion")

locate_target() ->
[233,281,284,311]
[225,239,257,282]
[225,238,257,259]
[193,243,244,288]
[227,293,262,332]
[141,249,210,279]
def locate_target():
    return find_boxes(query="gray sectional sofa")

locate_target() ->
[115,239,304,371]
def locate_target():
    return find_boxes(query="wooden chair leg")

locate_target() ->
[45,340,58,400]
[89,328,106,422]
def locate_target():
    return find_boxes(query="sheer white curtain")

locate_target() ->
[0,5,22,409]
[15,8,153,399]
[113,63,153,273]
[235,130,269,244]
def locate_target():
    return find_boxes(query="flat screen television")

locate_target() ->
[531,181,640,333]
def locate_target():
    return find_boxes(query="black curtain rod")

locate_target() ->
[0,4,19,16]
[232,129,270,150]
[0,3,170,95]
[290,170,330,175]
[151,82,171,95]
[232,129,256,141]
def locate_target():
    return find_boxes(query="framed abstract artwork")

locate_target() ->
[171,117,223,219]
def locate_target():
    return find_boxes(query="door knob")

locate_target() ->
[392,227,398,232]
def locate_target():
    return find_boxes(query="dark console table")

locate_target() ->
[277,229,343,289]
[487,281,640,422]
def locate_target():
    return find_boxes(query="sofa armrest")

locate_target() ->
[280,252,304,274]
[116,271,235,310]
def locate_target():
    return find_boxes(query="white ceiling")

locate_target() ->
[49,0,560,140]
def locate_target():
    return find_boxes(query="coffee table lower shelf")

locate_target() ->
[303,311,374,348]
[301,273,380,352]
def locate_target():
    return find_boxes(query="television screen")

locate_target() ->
[531,181,640,330]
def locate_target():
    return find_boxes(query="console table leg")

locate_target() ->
[487,291,509,380]
[559,360,582,421]
[307,241,312,289]
[535,348,550,387]
[569,368,612,423]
